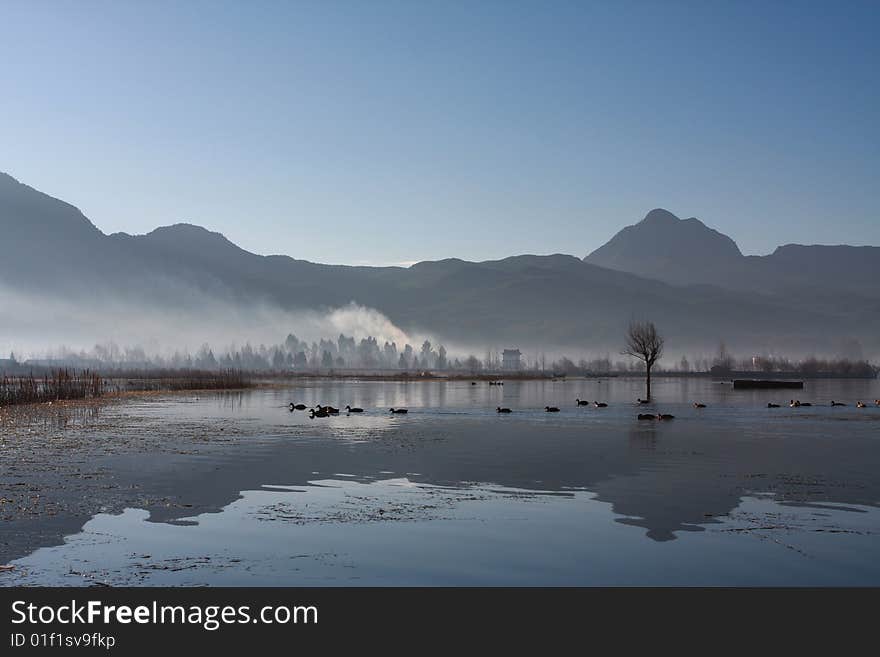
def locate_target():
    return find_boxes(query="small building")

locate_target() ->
[502,348,522,371]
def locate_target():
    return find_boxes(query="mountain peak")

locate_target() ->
[0,171,21,187]
[146,222,229,241]
[641,208,680,225]
[584,209,743,286]
[0,170,103,240]
[136,223,248,258]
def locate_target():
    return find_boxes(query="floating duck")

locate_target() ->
[496,407,512,413]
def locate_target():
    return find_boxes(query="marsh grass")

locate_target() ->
[0,368,250,407]
[0,369,103,406]
[108,369,251,393]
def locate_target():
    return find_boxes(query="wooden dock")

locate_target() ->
[733,379,804,390]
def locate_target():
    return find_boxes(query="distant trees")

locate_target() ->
[357,337,380,367]
[573,355,611,374]
[751,356,776,373]
[196,343,218,370]
[711,340,734,374]
[623,321,664,400]
[12,333,877,380]
[383,341,398,366]
[421,340,434,369]
[231,332,444,370]
[464,355,482,373]
[554,356,577,375]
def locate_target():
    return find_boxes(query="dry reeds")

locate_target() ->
[0,368,251,407]
[108,369,251,393]
[0,369,104,407]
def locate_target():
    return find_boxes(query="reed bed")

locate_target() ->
[108,369,251,393]
[0,369,103,407]
[0,368,250,407]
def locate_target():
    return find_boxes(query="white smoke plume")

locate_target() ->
[0,285,418,360]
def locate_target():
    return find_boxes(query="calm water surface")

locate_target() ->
[7,377,880,585]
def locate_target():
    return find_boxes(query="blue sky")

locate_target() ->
[1,0,877,265]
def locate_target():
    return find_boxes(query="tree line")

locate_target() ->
[3,330,876,380]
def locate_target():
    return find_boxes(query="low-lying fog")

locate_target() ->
[0,285,876,374]
[0,286,419,358]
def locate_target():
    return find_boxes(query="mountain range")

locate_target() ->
[585,208,880,297]
[1,171,877,358]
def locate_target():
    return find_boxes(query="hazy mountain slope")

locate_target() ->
[760,244,880,291]
[1,172,878,356]
[386,255,853,353]
[585,208,880,298]
[0,172,108,292]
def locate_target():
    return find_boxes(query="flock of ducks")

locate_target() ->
[289,402,405,417]
[774,399,880,409]
[291,396,880,419]
[290,398,681,419]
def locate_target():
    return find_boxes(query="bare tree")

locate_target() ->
[622,321,664,401]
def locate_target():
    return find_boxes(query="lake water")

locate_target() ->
[5,376,880,586]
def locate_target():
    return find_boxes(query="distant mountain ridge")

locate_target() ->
[1,171,878,356]
[585,208,880,297]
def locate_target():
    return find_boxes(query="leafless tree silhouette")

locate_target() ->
[623,321,664,401]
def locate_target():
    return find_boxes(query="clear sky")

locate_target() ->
[1,0,877,265]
